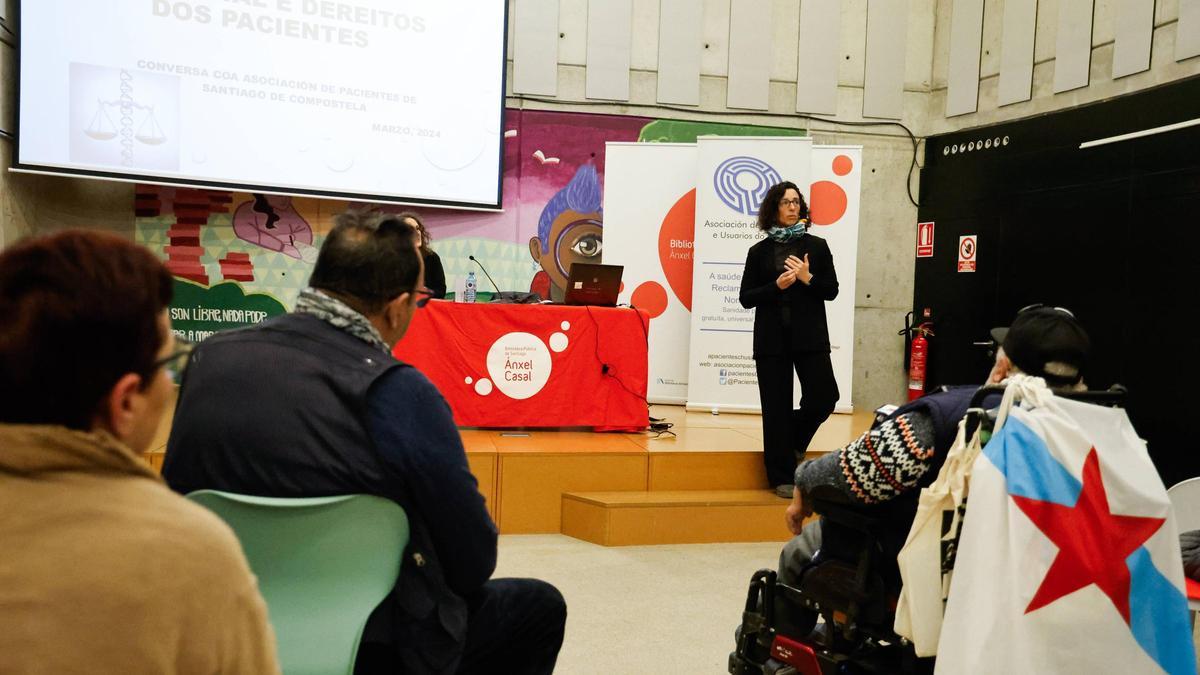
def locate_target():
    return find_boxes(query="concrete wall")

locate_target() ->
[0,35,134,250]
[510,0,937,408]
[926,0,1200,134]
[0,0,933,409]
[6,0,1195,408]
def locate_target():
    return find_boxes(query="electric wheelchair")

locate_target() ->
[729,385,1126,675]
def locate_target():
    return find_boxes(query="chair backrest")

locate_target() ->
[188,491,409,675]
[1168,477,1200,533]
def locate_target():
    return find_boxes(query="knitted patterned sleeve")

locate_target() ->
[794,410,938,505]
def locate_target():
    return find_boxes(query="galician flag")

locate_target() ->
[935,379,1196,674]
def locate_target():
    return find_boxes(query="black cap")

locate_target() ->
[990,306,1090,386]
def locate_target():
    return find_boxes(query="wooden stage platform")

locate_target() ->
[144,401,872,546]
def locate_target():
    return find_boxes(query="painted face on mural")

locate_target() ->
[529,209,603,299]
[526,163,606,302]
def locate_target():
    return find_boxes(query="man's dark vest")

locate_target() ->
[886,384,985,486]
[821,385,999,591]
[164,313,468,673]
[862,385,989,522]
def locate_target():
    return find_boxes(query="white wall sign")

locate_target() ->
[917,221,935,258]
[958,235,977,272]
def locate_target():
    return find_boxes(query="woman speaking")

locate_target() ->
[738,181,840,497]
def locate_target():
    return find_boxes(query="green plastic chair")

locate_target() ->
[187,491,409,675]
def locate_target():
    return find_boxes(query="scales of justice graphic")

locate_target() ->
[82,69,168,167]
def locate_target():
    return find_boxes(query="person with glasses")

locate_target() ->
[777,305,1092,591]
[0,230,279,674]
[163,210,566,675]
[739,180,842,498]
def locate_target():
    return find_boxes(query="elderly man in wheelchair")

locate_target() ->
[731,305,1109,675]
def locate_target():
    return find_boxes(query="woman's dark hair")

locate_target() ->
[396,210,432,257]
[0,230,173,429]
[756,181,809,231]
[310,209,421,315]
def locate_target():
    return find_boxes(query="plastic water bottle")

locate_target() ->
[464,271,477,303]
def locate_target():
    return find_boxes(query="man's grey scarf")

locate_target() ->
[293,287,390,354]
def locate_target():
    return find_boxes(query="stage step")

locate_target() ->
[561,489,793,546]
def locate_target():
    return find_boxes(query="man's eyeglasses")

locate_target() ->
[152,336,195,385]
[413,287,435,308]
[780,198,803,207]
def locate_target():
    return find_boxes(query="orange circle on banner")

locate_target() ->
[631,281,669,318]
[833,154,853,176]
[809,181,848,226]
[658,189,697,311]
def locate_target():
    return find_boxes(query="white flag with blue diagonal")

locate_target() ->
[936,376,1195,674]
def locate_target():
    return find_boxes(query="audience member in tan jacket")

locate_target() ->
[0,230,280,675]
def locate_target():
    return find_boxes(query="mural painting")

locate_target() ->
[134,109,804,338]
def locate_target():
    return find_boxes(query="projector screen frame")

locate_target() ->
[10,0,510,212]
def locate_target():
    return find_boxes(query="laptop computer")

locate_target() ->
[563,262,623,307]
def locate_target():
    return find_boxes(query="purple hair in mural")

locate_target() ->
[528,163,605,302]
[535,164,602,252]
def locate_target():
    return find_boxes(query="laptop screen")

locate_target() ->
[563,263,624,307]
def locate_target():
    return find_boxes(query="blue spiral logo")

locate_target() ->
[713,156,781,215]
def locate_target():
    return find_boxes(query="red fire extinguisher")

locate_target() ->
[907,323,934,401]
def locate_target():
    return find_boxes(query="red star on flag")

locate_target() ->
[1012,448,1165,624]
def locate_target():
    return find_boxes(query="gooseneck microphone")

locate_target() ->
[468,255,502,293]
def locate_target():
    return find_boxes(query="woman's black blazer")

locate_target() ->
[738,234,839,357]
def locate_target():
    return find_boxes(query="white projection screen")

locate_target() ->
[15,1,508,209]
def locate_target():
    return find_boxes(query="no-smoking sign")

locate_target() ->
[958,235,977,273]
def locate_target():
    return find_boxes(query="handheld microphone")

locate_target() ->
[468,255,501,293]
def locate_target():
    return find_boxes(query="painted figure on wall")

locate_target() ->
[527,164,604,302]
[232,194,316,263]
[136,111,801,317]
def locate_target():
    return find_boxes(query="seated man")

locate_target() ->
[163,210,566,675]
[779,305,1091,585]
[0,231,278,674]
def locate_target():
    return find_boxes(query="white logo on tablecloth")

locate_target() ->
[483,332,552,399]
[466,324,573,399]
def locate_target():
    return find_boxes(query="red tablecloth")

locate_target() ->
[394,301,649,431]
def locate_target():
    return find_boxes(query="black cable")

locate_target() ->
[625,303,651,348]
[0,20,16,49]
[596,304,676,433]
[649,425,677,440]
[580,305,648,403]
[508,93,924,208]
[1,22,23,135]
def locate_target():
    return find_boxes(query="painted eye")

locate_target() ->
[571,233,602,257]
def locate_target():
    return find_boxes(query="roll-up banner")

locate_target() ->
[601,139,860,414]
[686,136,813,413]
[810,145,861,413]
[601,142,697,404]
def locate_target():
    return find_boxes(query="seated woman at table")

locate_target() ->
[398,211,447,299]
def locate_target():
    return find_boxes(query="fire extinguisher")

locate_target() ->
[907,322,934,401]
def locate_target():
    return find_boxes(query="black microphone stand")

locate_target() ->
[468,255,502,294]
[467,255,543,304]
